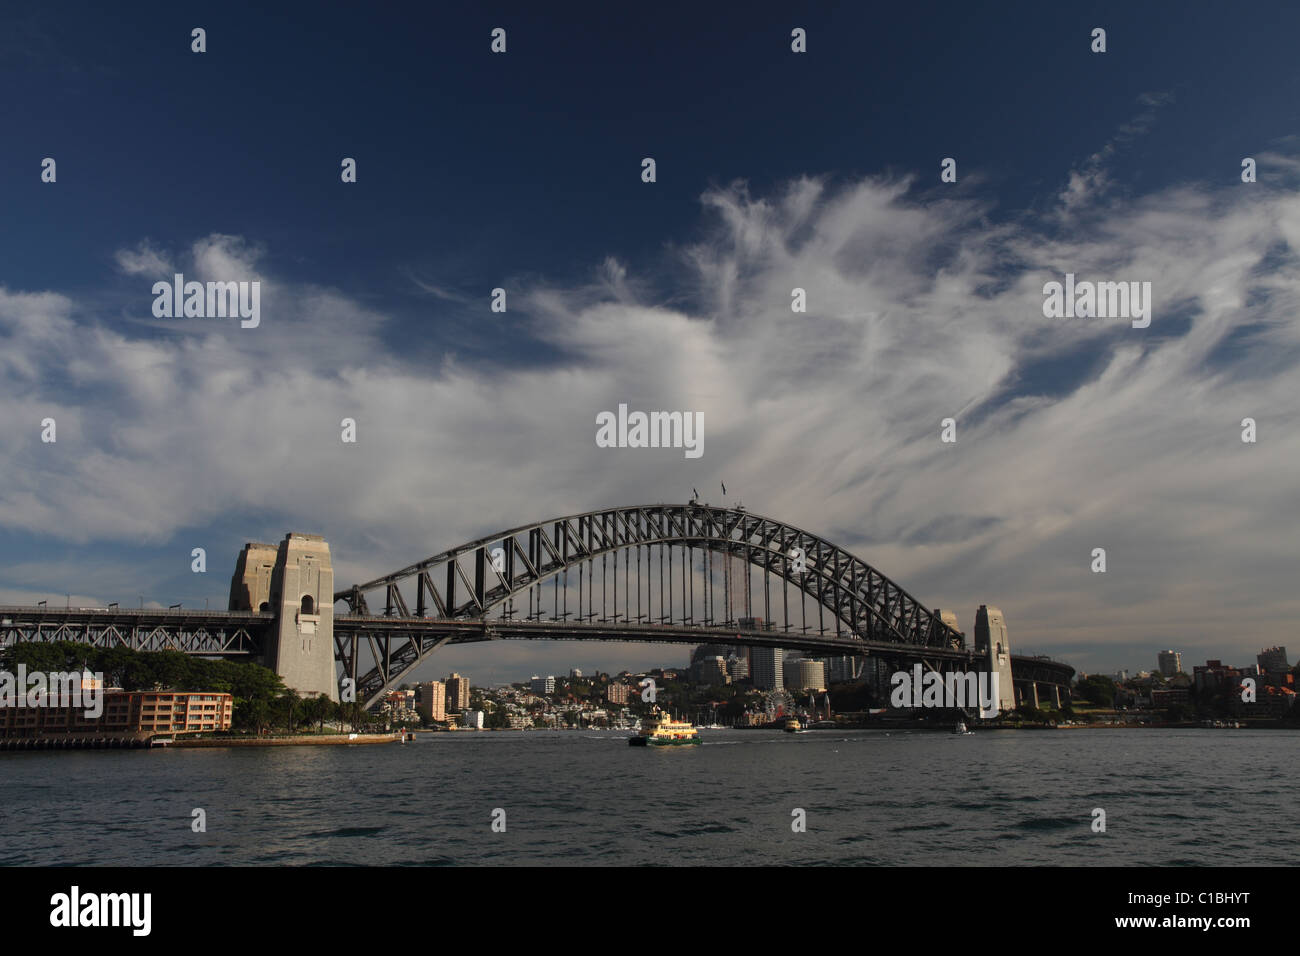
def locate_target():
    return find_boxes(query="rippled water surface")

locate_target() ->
[1,728,1293,865]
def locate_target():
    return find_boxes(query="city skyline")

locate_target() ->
[430,640,1291,691]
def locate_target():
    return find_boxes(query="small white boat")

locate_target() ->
[952,720,973,736]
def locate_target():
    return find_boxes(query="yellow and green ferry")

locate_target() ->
[629,708,701,747]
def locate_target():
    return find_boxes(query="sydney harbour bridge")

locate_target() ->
[0,503,1073,711]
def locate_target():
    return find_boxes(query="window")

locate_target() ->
[301,595,315,615]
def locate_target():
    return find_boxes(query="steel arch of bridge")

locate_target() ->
[335,504,965,703]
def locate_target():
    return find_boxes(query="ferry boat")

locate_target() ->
[628,708,701,746]
[782,716,804,733]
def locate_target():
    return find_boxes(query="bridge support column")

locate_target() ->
[233,534,337,702]
[974,605,1016,714]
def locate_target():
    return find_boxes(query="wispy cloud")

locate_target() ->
[1058,91,1174,215]
[404,269,473,304]
[3,138,1298,676]
[113,240,173,277]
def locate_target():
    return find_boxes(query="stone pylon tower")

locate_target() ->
[974,605,1015,713]
[230,533,338,702]
[228,542,278,612]
[936,609,963,645]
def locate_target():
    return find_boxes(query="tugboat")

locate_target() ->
[628,707,701,746]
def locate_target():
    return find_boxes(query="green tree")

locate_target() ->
[1165,702,1195,722]
[235,698,273,735]
[1076,675,1117,707]
[279,688,302,733]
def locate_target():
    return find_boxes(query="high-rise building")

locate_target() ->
[1194,660,1241,694]
[690,655,729,686]
[828,656,864,683]
[974,605,1015,712]
[751,646,783,691]
[530,675,555,695]
[606,682,630,704]
[727,652,750,682]
[417,681,446,722]
[1258,646,1290,674]
[691,643,732,664]
[787,659,827,692]
[1157,650,1183,677]
[445,673,471,713]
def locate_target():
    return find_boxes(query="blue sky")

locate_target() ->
[2,1,1299,683]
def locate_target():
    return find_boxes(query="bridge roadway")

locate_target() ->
[0,604,974,660]
[0,605,1073,708]
[0,606,266,655]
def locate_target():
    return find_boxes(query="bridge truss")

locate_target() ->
[0,607,264,656]
[334,503,968,706]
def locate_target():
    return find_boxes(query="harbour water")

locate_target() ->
[1,728,1292,866]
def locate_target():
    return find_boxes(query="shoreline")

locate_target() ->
[170,733,400,747]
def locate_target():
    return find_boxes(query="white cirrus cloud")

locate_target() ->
[3,145,1299,678]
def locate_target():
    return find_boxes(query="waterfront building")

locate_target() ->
[1157,650,1183,677]
[418,681,446,722]
[445,673,470,713]
[1151,687,1190,709]
[1194,660,1243,694]
[0,689,233,738]
[384,690,414,714]
[461,710,485,729]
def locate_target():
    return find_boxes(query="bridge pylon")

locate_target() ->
[230,534,338,702]
[974,605,1016,713]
